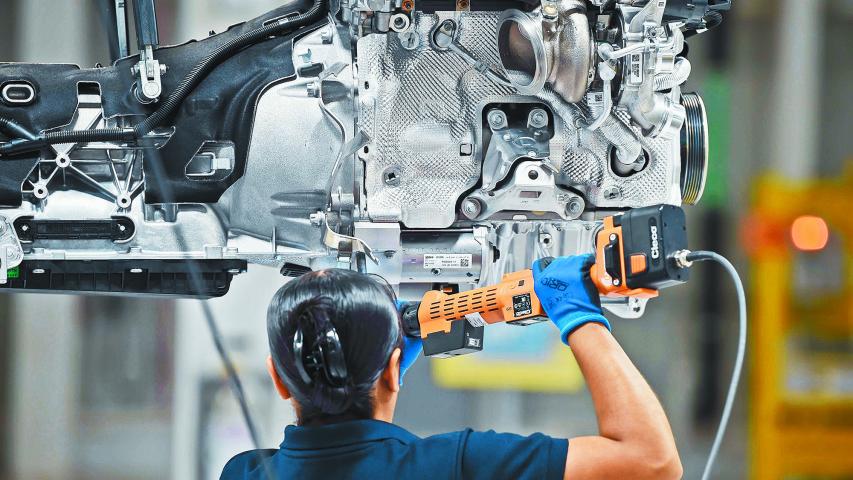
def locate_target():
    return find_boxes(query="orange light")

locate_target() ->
[790,215,829,251]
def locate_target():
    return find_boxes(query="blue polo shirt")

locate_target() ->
[220,419,567,479]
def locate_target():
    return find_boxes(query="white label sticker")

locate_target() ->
[586,91,605,107]
[423,254,472,269]
[629,53,643,85]
[464,312,486,327]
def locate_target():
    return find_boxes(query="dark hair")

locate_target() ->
[267,269,402,425]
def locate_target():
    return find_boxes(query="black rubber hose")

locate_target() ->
[134,0,325,137]
[0,117,38,141]
[0,0,326,157]
[45,128,137,144]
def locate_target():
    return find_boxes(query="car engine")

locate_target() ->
[0,0,727,314]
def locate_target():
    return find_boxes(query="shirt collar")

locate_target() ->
[281,419,419,450]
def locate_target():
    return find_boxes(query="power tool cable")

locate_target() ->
[686,250,747,480]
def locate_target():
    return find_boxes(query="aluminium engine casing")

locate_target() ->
[0,0,717,315]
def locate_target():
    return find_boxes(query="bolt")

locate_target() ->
[527,169,539,180]
[320,28,334,44]
[118,224,126,232]
[142,81,161,99]
[461,198,482,219]
[398,31,420,50]
[567,198,583,217]
[487,109,508,130]
[383,167,402,186]
[440,20,455,34]
[528,108,548,128]
[391,14,410,32]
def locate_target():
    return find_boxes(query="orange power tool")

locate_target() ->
[400,205,690,357]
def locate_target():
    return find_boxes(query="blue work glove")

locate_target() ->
[396,300,423,386]
[532,254,611,346]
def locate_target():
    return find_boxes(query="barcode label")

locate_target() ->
[423,254,472,269]
[586,91,605,107]
[630,53,643,84]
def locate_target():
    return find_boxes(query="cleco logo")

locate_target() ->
[650,225,660,259]
[541,277,568,291]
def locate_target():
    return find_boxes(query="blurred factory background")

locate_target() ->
[0,0,851,479]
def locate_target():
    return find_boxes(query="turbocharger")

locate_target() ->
[496,0,593,103]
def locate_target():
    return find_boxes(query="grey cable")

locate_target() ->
[686,250,747,480]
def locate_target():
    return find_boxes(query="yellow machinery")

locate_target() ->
[748,168,853,479]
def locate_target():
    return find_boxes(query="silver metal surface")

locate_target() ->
[359,11,682,228]
[0,215,24,284]
[482,108,552,191]
[496,2,592,103]
[400,228,487,284]
[464,161,584,221]
[0,4,711,307]
[133,45,166,103]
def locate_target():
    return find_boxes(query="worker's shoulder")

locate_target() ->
[410,428,559,454]
[219,448,278,480]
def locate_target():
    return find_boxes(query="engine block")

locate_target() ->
[0,0,725,313]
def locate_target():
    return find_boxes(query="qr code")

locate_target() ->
[460,257,470,267]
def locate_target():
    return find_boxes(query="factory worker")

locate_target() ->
[221,256,682,480]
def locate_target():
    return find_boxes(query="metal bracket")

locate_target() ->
[481,108,553,191]
[133,45,166,103]
[463,161,585,220]
[316,212,379,264]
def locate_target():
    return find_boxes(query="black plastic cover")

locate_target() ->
[0,259,245,297]
[0,0,315,206]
